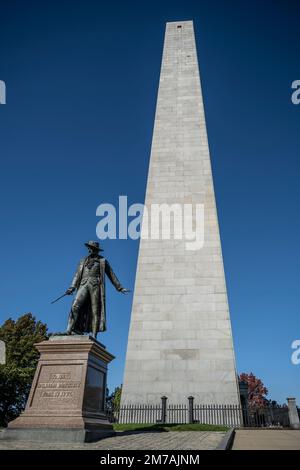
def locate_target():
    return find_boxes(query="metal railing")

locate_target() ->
[242,404,290,428]
[106,396,290,428]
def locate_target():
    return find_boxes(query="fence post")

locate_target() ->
[287,398,300,429]
[0,340,5,365]
[161,396,168,424]
[242,404,249,427]
[188,396,194,424]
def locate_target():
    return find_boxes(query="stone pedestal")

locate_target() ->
[287,397,300,429]
[2,335,115,442]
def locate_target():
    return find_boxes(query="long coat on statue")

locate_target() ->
[69,256,122,334]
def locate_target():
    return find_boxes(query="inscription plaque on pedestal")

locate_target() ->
[3,335,115,443]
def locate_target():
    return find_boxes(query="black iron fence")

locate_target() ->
[107,396,290,428]
[242,404,290,427]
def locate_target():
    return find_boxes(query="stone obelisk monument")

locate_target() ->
[122,21,240,405]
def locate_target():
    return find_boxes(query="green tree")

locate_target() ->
[106,384,122,412]
[0,313,48,427]
[113,385,122,411]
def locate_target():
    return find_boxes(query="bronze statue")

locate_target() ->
[65,241,129,338]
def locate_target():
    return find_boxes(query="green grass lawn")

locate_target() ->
[113,423,228,432]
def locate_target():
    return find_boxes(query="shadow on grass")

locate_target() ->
[113,423,229,434]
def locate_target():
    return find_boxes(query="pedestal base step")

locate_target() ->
[1,427,116,443]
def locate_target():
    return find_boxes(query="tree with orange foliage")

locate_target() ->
[239,372,268,407]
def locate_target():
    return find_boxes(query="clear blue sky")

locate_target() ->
[0,0,299,404]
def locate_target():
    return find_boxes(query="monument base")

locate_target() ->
[2,427,115,443]
[1,335,115,443]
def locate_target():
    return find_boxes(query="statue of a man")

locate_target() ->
[65,241,129,338]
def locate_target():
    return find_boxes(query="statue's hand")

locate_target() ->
[119,287,130,294]
[66,287,76,295]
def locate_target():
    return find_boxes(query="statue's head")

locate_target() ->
[84,240,103,255]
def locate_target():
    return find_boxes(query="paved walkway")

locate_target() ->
[0,431,225,450]
[232,430,300,450]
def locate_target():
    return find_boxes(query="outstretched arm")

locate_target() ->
[105,260,130,293]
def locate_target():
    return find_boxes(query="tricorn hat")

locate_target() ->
[84,240,103,251]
